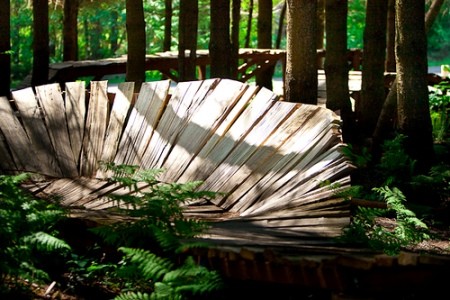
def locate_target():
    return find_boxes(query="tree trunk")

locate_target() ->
[32,0,49,87]
[244,0,254,48]
[110,10,119,55]
[126,0,146,91]
[324,0,353,142]
[395,0,434,170]
[0,0,10,96]
[373,0,445,144]
[210,0,232,78]
[231,0,241,79]
[179,0,198,81]
[357,0,388,139]
[164,0,172,51]
[256,0,273,90]
[385,0,396,72]
[317,0,325,68]
[63,0,79,61]
[275,1,286,49]
[285,0,317,104]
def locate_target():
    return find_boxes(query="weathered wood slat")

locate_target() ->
[36,83,79,177]
[159,79,249,182]
[0,96,41,172]
[0,130,16,171]
[65,81,87,166]
[96,82,134,178]
[11,87,63,177]
[80,81,109,177]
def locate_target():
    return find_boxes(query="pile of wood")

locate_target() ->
[0,78,353,247]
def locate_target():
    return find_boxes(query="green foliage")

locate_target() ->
[0,174,70,293]
[429,81,450,143]
[81,164,223,299]
[341,186,430,255]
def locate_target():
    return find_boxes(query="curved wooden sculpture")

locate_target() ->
[0,78,354,248]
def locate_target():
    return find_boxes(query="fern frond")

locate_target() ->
[115,291,152,300]
[118,247,173,280]
[24,232,71,252]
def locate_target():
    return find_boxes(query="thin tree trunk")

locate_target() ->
[164,0,173,51]
[395,0,434,170]
[256,0,273,89]
[325,0,353,142]
[126,0,146,91]
[210,0,232,78]
[275,1,286,49]
[63,0,79,61]
[179,0,198,81]
[385,0,396,72]
[285,0,317,104]
[110,10,119,55]
[231,0,241,79]
[32,0,49,87]
[0,0,11,96]
[244,0,254,48]
[357,0,388,139]
[373,0,445,144]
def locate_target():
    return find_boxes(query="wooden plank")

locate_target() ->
[177,85,268,183]
[65,81,87,166]
[159,79,249,182]
[200,101,297,202]
[114,80,170,167]
[80,81,109,177]
[96,82,134,178]
[35,83,79,177]
[0,130,16,171]
[12,87,63,177]
[0,96,41,173]
[141,79,217,170]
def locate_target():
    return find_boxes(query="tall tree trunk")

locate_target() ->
[210,0,232,78]
[126,0,146,91]
[32,0,49,87]
[395,0,434,171]
[179,0,198,81]
[325,0,353,142]
[275,1,286,49]
[110,10,119,55]
[164,0,173,51]
[357,0,388,140]
[385,0,396,72]
[256,0,273,90]
[285,0,317,104]
[231,0,241,79]
[90,18,102,59]
[317,0,325,68]
[373,0,445,145]
[244,0,254,48]
[0,0,11,96]
[63,0,79,61]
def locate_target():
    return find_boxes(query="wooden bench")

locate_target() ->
[0,78,353,249]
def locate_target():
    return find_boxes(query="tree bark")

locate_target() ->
[357,0,388,139]
[63,0,80,61]
[285,0,317,104]
[179,0,198,81]
[275,1,286,49]
[231,0,241,79]
[385,0,396,72]
[256,0,273,90]
[126,0,146,91]
[210,0,232,78]
[373,0,445,144]
[324,0,353,142]
[164,0,172,51]
[244,0,254,48]
[0,0,10,96]
[395,0,434,170]
[32,0,49,87]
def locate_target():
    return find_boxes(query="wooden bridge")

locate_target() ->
[1,78,449,297]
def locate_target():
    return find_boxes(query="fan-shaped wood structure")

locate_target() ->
[0,78,353,248]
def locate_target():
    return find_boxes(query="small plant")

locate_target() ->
[86,163,223,299]
[341,186,430,255]
[0,174,71,295]
[429,80,450,143]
